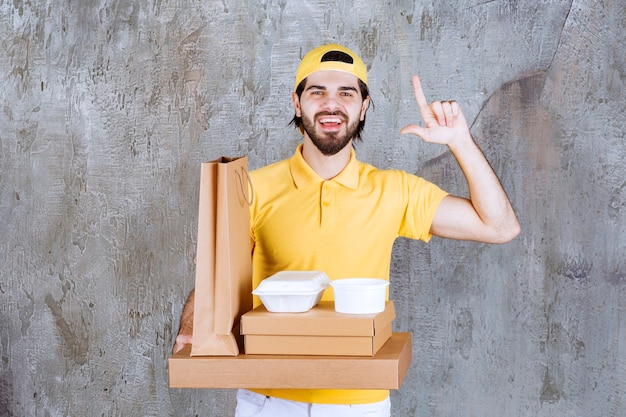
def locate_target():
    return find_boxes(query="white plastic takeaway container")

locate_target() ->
[252,271,331,313]
[330,278,389,314]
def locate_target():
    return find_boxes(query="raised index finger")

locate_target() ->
[411,75,431,113]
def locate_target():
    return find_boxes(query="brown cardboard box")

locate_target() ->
[240,301,395,356]
[168,332,412,389]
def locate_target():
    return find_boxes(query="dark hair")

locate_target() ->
[289,78,371,141]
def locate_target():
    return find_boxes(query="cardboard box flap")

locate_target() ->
[241,301,395,336]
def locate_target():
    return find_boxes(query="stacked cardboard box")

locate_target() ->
[168,332,412,389]
[241,301,395,356]
[168,300,412,389]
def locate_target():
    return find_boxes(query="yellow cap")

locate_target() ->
[294,44,368,91]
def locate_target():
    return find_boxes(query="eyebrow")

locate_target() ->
[305,85,359,93]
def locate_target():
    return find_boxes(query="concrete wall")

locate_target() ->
[1,0,624,416]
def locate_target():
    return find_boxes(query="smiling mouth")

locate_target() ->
[319,117,343,126]
[317,113,346,128]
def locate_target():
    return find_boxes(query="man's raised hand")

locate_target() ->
[400,75,471,147]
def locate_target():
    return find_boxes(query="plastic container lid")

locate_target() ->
[253,271,331,295]
[330,278,389,290]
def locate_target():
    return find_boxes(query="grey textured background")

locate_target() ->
[1,0,625,416]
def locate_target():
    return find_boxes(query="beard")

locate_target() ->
[300,110,360,156]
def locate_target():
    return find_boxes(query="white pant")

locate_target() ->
[235,389,391,417]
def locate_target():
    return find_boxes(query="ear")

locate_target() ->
[360,96,370,121]
[292,92,302,117]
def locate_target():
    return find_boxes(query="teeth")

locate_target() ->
[320,117,342,124]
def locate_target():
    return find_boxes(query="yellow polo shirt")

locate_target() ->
[248,144,448,404]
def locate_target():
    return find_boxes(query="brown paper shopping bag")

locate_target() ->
[191,156,253,356]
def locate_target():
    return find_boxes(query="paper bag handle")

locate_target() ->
[235,167,254,206]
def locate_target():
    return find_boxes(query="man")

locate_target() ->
[174,44,520,417]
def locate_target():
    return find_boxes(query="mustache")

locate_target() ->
[315,111,348,121]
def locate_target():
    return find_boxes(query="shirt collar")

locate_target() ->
[289,144,359,189]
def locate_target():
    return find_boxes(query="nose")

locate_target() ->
[321,93,342,112]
